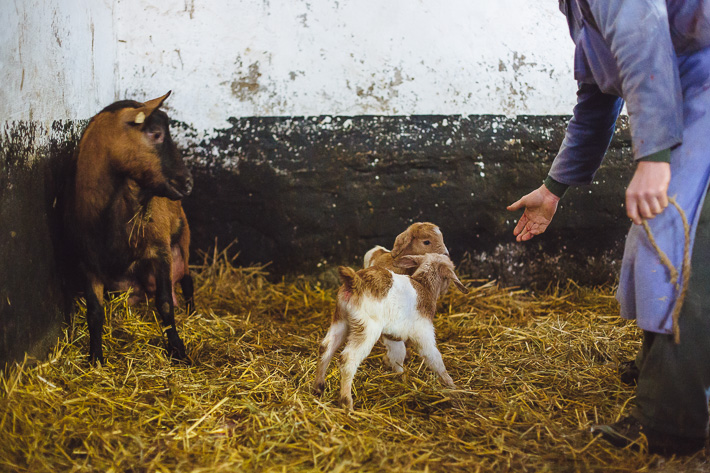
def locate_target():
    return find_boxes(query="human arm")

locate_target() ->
[585,0,680,222]
[507,82,623,241]
[585,0,682,161]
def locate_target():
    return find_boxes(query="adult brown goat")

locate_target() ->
[63,91,193,364]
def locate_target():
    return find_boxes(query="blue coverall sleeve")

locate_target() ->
[586,0,683,160]
[548,83,624,186]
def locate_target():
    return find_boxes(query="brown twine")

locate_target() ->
[641,196,691,344]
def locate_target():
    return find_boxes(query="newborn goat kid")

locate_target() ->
[314,223,450,394]
[364,222,450,374]
[319,253,468,410]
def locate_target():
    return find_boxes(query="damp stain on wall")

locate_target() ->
[172,113,633,286]
[230,61,263,100]
[0,119,85,365]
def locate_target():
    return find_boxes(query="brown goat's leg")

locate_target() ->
[175,213,193,314]
[153,255,188,362]
[86,277,105,365]
[179,274,195,315]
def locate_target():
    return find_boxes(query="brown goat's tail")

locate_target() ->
[337,266,361,295]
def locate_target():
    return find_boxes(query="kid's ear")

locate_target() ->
[391,230,414,257]
[453,278,469,294]
[393,254,422,269]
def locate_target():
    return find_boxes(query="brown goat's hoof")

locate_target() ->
[164,328,189,363]
[167,343,190,364]
[89,350,104,366]
[89,356,105,367]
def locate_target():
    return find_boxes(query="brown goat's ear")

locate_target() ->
[124,91,172,126]
[391,230,414,258]
[142,91,171,113]
[393,254,422,269]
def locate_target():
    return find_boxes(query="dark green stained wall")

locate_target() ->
[0,121,82,365]
[178,114,633,286]
[0,114,633,365]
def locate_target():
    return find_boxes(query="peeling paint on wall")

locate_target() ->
[0,0,116,364]
[115,0,578,130]
[0,0,116,122]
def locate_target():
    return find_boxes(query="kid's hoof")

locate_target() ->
[339,396,354,410]
[312,382,325,396]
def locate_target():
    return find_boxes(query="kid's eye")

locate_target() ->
[423,240,431,245]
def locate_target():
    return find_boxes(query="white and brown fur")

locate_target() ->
[363,222,449,271]
[313,223,449,393]
[364,222,450,373]
[314,253,468,409]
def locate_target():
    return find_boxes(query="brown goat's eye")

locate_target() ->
[423,240,431,245]
[145,126,165,144]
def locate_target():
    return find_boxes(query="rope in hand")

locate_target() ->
[640,196,691,344]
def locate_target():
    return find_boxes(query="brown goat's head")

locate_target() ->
[391,222,449,259]
[85,91,192,200]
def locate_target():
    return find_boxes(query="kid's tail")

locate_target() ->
[337,266,361,294]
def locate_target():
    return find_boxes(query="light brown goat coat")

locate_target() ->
[363,222,449,274]
[64,92,193,364]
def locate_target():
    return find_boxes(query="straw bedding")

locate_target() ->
[1,248,709,472]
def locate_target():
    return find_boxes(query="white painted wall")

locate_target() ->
[0,0,117,123]
[116,0,578,131]
[1,1,578,130]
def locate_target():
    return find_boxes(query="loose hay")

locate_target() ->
[2,250,709,472]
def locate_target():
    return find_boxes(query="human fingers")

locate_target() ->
[518,220,543,242]
[507,197,525,212]
[518,230,535,241]
[658,192,669,210]
[648,196,664,216]
[638,199,654,221]
[516,220,531,241]
[626,194,642,225]
[513,213,528,237]
[529,221,547,235]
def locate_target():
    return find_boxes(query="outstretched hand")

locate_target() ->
[507,184,560,242]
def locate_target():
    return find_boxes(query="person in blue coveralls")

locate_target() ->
[507,0,710,456]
